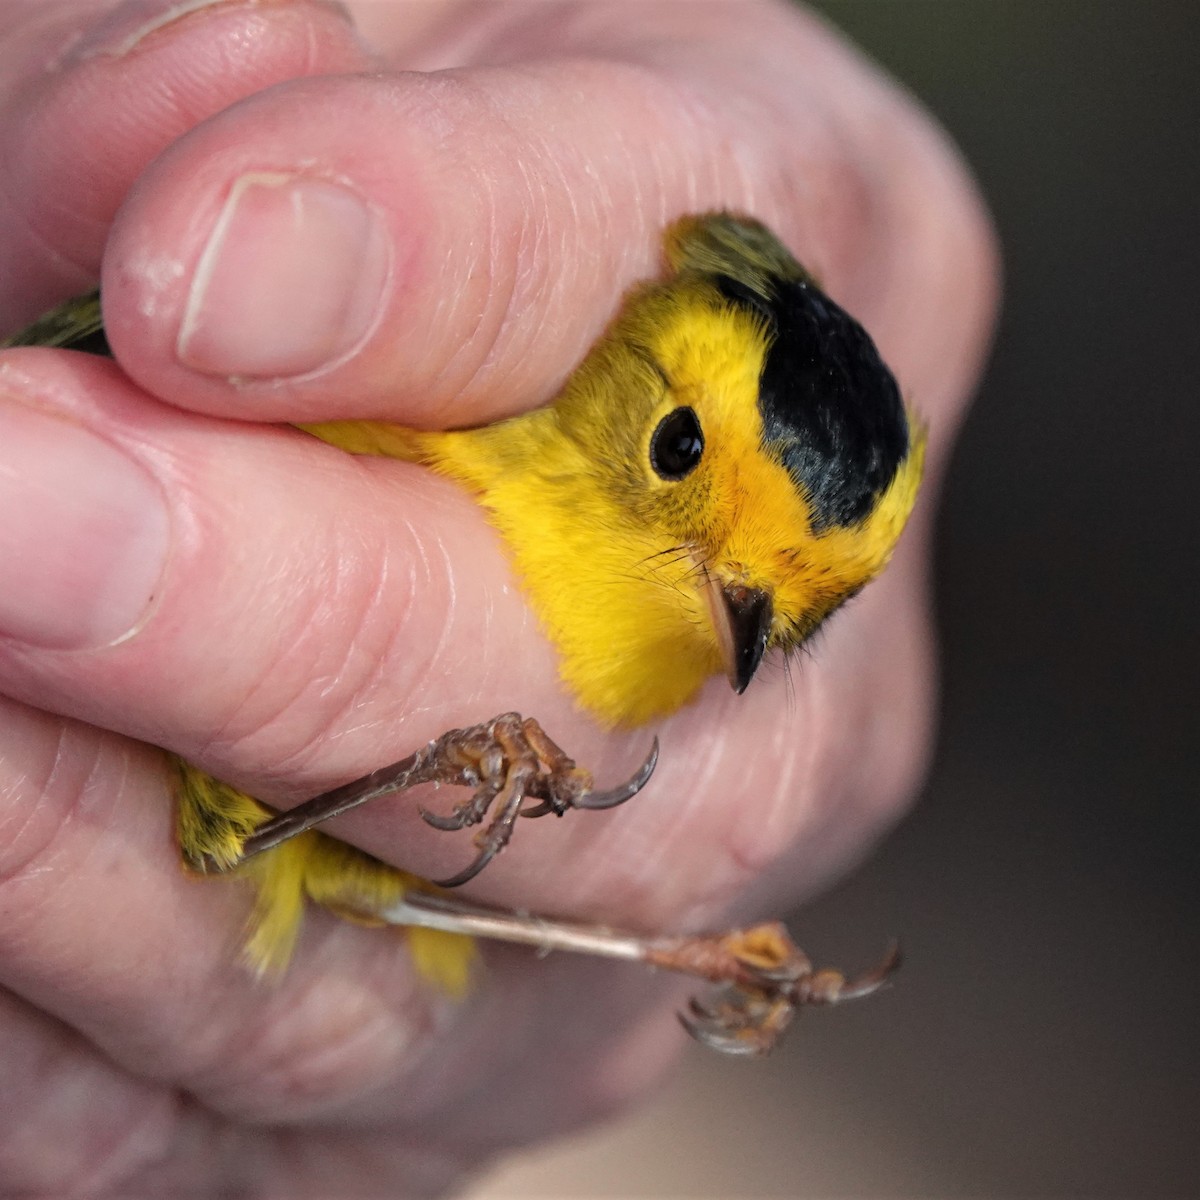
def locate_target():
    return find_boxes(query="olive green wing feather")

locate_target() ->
[3,289,109,354]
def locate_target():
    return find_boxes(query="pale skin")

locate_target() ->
[0,1,998,1195]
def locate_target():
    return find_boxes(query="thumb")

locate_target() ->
[96,2,985,431]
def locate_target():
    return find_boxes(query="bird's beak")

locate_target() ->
[704,578,774,694]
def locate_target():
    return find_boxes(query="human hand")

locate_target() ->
[0,1,997,1194]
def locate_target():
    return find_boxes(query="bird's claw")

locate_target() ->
[680,987,797,1056]
[649,924,901,1057]
[236,713,657,886]
[412,714,658,886]
[572,738,659,809]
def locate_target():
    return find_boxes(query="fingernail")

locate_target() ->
[0,398,169,649]
[69,0,353,61]
[177,173,391,380]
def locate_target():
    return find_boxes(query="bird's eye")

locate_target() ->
[650,406,705,480]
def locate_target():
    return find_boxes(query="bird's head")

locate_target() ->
[589,214,925,697]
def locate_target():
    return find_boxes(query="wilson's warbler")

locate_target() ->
[5,213,923,1049]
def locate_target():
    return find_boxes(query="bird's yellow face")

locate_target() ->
[589,261,924,706]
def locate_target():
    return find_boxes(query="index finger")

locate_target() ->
[96,1,992,435]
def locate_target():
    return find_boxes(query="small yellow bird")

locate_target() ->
[6,213,924,1052]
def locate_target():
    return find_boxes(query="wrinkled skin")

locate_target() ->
[0,2,998,1195]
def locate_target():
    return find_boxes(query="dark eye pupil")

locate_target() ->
[650,406,704,480]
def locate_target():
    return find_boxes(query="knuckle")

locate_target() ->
[186,947,447,1122]
[0,710,106,893]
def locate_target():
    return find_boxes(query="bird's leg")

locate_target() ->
[177,727,895,1056]
[388,892,901,1057]
[231,713,659,887]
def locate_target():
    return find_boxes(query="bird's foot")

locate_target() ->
[660,924,902,1056]
[235,713,658,886]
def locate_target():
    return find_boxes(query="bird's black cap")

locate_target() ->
[716,273,909,531]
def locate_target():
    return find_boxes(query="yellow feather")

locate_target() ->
[173,756,474,989]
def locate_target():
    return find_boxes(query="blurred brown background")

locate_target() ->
[472,2,1199,1195]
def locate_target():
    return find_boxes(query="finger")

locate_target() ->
[0,894,484,1199]
[97,1,995,434]
[0,687,465,1124]
[0,692,681,1148]
[0,966,477,1200]
[0,0,372,329]
[0,987,177,1196]
[0,346,638,893]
